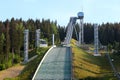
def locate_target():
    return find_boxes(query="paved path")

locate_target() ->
[33,47,72,80]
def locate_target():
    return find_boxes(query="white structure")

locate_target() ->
[94,24,101,56]
[63,12,84,46]
[39,39,48,47]
[24,29,29,63]
[52,34,55,46]
[78,12,84,45]
[64,17,77,45]
[35,29,40,47]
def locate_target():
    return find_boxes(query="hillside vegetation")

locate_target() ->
[71,39,117,80]
[0,19,60,70]
[4,47,49,80]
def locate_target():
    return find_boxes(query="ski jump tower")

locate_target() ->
[78,12,84,45]
[64,12,84,46]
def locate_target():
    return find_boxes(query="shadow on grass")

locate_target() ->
[78,76,117,80]
[78,48,112,71]
[72,45,114,79]
[74,65,101,74]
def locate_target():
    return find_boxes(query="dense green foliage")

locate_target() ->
[58,25,66,42]
[98,23,120,54]
[0,18,60,70]
[71,23,120,45]
[99,23,120,45]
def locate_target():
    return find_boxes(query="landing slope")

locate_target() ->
[33,47,72,80]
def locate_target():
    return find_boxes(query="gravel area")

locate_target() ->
[0,64,25,80]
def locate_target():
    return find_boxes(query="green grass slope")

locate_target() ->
[71,39,117,80]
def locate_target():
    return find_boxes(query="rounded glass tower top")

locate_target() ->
[77,12,84,19]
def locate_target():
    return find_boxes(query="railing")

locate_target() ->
[106,53,120,80]
[32,46,55,80]
[70,47,73,80]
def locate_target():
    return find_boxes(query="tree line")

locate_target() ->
[58,22,120,53]
[0,17,120,70]
[60,22,120,45]
[0,18,60,70]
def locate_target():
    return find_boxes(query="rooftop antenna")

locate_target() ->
[77,0,84,46]
[81,0,84,12]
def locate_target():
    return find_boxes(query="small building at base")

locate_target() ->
[39,39,48,47]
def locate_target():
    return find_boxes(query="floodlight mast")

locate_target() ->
[24,29,29,63]
[94,24,101,56]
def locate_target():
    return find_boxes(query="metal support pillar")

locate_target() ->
[79,31,81,45]
[94,24,101,56]
[35,29,40,47]
[78,12,84,46]
[81,19,84,44]
[24,29,29,63]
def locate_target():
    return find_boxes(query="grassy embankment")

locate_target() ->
[4,47,49,80]
[71,39,117,80]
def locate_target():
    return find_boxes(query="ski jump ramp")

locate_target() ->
[32,46,72,80]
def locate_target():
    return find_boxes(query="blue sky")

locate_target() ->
[0,0,120,26]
